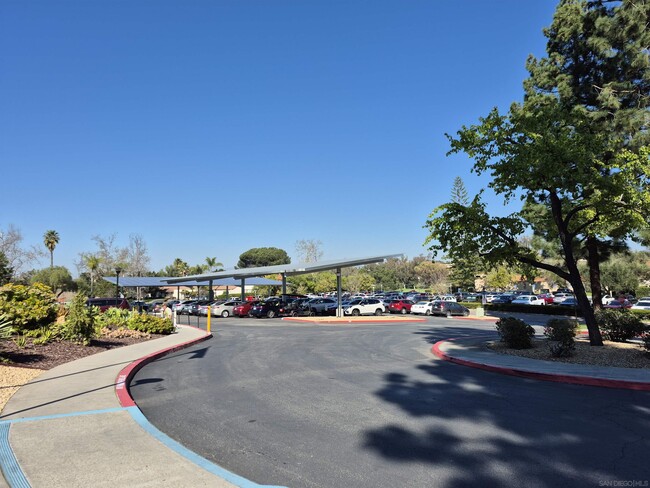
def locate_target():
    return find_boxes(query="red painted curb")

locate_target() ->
[115,327,213,407]
[282,317,427,324]
[432,339,650,392]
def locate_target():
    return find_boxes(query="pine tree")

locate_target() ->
[450,176,469,206]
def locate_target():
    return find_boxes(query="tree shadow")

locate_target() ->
[361,326,650,486]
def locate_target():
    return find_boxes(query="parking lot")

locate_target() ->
[130,315,648,488]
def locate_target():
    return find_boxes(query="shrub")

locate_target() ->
[100,327,150,339]
[495,316,535,349]
[60,293,97,345]
[544,318,578,357]
[126,313,174,335]
[594,309,648,342]
[95,308,130,330]
[0,283,58,332]
[0,313,12,340]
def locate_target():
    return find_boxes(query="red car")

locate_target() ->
[538,293,555,305]
[388,299,415,314]
[233,300,261,317]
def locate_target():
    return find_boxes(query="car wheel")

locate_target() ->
[400,307,407,315]
[425,309,431,316]
[221,310,229,318]
[463,310,470,317]
[352,309,361,316]
[267,310,276,319]
[290,310,298,317]
[446,310,452,318]
[308,309,316,317]
[375,308,383,316]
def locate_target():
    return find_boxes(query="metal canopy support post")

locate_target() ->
[337,267,342,317]
[176,286,180,300]
[241,279,246,302]
[208,280,214,301]
[282,274,287,295]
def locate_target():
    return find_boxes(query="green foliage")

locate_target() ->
[0,282,58,332]
[13,335,26,348]
[61,293,97,345]
[0,313,12,340]
[95,308,130,329]
[0,251,13,286]
[126,313,174,335]
[487,303,581,316]
[29,266,77,293]
[237,247,290,268]
[495,316,535,349]
[544,318,578,357]
[595,309,648,343]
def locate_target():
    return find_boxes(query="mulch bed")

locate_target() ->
[0,335,162,370]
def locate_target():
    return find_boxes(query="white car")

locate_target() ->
[431,295,457,302]
[411,300,434,315]
[552,293,574,304]
[631,300,650,310]
[511,295,545,306]
[343,298,385,316]
[211,300,242,318]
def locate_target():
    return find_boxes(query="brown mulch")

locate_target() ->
[487,338,650,369]
[0,335,162,371]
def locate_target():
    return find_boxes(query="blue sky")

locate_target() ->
[0,1,558,275]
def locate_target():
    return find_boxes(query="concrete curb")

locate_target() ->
[115,325,213,407]
[432,338,650,391]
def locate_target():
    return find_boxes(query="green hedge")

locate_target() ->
[485,303,583,316]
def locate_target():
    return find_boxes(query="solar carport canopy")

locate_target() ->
[103,276,282,287]
[163,254,403,317]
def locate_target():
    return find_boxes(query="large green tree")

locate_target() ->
[30,266,76,294]
[237,247,290,268]
[426,0,650,346]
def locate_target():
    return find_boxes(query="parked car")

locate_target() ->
[558,297,580,308]
[387,299,415,314]
[432,295,457,302]
[631,300,650,310]
[301,297,338,316]
[173,300,196,315]
[511,295,546,306]
[552,293,574,304]
[187,300,211,316]
[430,301,470,317]
[537,293,555,304]
[212,300,242,318]
[491,294,515,304]
[604,300,633,309]
[411,300,434,315]
[86,298,131,312]
[249,300,286,318]
[343,298,385,316]
[232,300,261,317]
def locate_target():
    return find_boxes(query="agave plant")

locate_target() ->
[0,313,13,339]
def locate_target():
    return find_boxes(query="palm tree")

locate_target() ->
[83,254,102,297]
[205,257,224,272]
[43,230,60,268]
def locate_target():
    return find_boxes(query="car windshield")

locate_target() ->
[416,301,429,305]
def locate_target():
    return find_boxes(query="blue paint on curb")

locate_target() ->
[0,407,126,426]
[0,423,31,488]
[126,406,287,488]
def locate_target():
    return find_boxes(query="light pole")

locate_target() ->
[115,266,122,302]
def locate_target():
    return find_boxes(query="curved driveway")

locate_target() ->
[131,317,650,488]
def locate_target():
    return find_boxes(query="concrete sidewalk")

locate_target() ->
[433,335,650,391]
[0,325,285,488]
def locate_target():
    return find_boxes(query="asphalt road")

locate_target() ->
[131,316,650,488]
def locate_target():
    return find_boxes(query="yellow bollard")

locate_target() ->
[207,307,211,333]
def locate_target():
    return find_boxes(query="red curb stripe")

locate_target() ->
[115,327,213,407]
[432,339,650,392]
[282,317,427,324]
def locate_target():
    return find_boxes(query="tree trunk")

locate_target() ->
[586,235,603,310]
[549,193,603,346]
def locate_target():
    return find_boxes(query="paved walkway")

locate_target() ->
[0,325,285,488]
[433,335,650,391]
